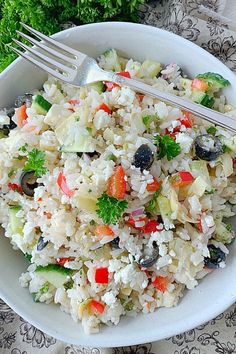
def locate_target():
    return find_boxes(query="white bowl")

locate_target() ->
[0,22,236,347]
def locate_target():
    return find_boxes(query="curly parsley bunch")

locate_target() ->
[0,0,145,72]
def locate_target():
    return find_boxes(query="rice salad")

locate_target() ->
[0,49,235,334]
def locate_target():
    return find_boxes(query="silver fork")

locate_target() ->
[9,22,236,132]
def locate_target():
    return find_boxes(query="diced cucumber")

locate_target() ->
[103,49,121,72]
[32,95,52,115]
[200,94,215,108]
[224,136,236,152]
[88,82,105,93]
[9,206,24,235]
[196,72,230,90]
[35,264,72,288]
[140,60,161,78]
[180,78,192,90]
[157,195,172,219]
[75,194,98,213]
[33,282,50,302]
[191,90,206,103]
[214,218,234,244]
[220,153,233,177]
[190,160,211,189]
[55,113,95,153]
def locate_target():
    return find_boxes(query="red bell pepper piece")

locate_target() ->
[94,225,114,239]
[16,104,28,128]
[152,276,168,292]
[171,171,194,187]
[95,267,109,284]
[57,172,74,198]
[96,103,112,115]
[191,78,208,92]
[142,220,163,233]
[8,183,23,194]
[104,71,131,91]
[146,177,161,192]
[56,257,75,266]
[107,165,126,200]
[89,299,105,315]
[117,71,131,78]
[126,216,148,229]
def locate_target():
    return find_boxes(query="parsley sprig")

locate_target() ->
[24,148,47,177]
[96,193,128,224]
[153,135,181,161]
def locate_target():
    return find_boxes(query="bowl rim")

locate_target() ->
[1,21,236,347]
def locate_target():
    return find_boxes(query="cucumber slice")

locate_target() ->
[9,206,24,235]
[89,82,105,93]
[224,136,236,152]
[32,95,52,115]
[35,264,72,288]
[190,160,211,189]
[214,219,234,244]
[180,78,192,90]
[191,90,206,103]
[140,60,161,78]
[157,195,172,219]
[196,72,230,90]
[55,112,95,153]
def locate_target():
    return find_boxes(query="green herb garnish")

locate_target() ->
[24,253,32,262]
[146,187,162,213]
[0,1,144,73]
[206,126,217,135]
[64,280,74,290]
[19,144,28,153]
[153,135,181,161]
[96,193,128,224]
[24,148,47,177]
[105,153,116,161]
[205,189,215,195]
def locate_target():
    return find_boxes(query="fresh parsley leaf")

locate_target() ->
[206,126,217,135]
[146,187,162,213]
[153,135,181,161]
[96,193,128,224]
[24,148,47,177]
[24,253,32,262]
[64,280,74,290]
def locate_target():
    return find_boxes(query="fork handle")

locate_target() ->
[109,73,236,132]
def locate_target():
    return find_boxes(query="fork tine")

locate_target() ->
[12,39,75,75]
[20,22,86,59]
[16,30,77,65]
[7,45,70,82]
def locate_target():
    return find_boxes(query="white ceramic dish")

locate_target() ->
[0,22,236,348]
